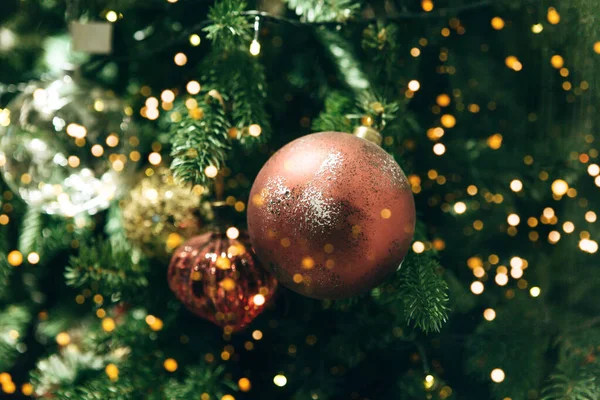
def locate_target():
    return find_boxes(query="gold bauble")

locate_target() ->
[120,168,208,258]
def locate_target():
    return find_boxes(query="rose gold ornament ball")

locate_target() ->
[247,131,416,299]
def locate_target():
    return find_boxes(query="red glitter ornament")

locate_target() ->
[168,226,277,332]
[247,131,415,299]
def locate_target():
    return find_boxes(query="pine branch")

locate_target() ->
[169,93,230,186]
[64,238,148,302]
[445,270,477,313]
[18,207,43,256]
[164,365,237,399]
[541,372,599,400]
[284,0,360,23]
[203,0,252,50]
[316,29,370,92]
[0,305,32,371]
[30,345,108,398]
[225,52,271,147]
[356,91,400,130]
[54,376,138,400]
[312,90,356,133]
[466,297,550,400]
[168,49,268,183]
[371,251,449,334]
[541,326,600,400]
[397,253,449,333]
[0,255,12,300]
[361,22,407,86]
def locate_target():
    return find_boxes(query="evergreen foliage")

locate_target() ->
[0,0,598,398]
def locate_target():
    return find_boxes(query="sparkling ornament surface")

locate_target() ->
[120,168,207,258]
[247,131,415,299]
[168,228,277,332]
[0,71,138,216]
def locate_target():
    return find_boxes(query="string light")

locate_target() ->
[551,179,568,196]
[2,381,15,394]
[530,286,541,297]
[204,165,218,178]
[252,330,263,340]
[174,52,188,66]
[56,332,71,346]
[505,56,522,71]
[238,378,251,392]
[412,241,425,253]
[250,17,261,56]
[424,374,435,390]
[550,55,564,69]
[483,308,496,321]
[21,383,34,396]
[510,179,523,192]
[440,114,456,128]
[547,231,560,244]
[249,40,261,56]
[507,214,520,226]
[148,152,162,165]
[491,17,505,30]
[433,143,446,155]
[187,80,201,95]
[189,34,201,46]
[454,202,467,214]
[7,250,23,266]
[547,7,560,24]
[249,124,262,137]
[161,90,175,103]
[490,368,505,383]
[105,364,119,381]
[531,23,543,33]
[487,134,503,149]
[510,268,523,279]
[563,221,575,233]
[585,211,596,223]
[106,10,118,22]
[102,317,116,332]
[436,94,451,107]
[253,294,266,306]
[495,273,508,286]
[273,374,287,387]
[421,0,434,12]
[470,281,484,295]
[164,358,178,372]
[226,227,240,239]
[580,239,599,254]
[408,80,421,91]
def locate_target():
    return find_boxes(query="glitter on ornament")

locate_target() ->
[0,69,139,216]
[168,226,277,332]
[121,168,208,257]
[247,131,415,299]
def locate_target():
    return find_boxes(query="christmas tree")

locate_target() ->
[1,0,599,398]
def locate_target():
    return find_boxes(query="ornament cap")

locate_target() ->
[353,125,382,146]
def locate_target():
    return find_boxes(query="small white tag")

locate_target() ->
[70,22,113,54]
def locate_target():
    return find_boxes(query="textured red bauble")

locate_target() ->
[168,228,277,332]
[247,131,415,299]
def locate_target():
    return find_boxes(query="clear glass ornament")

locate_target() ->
[0,69,139,216]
